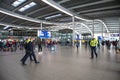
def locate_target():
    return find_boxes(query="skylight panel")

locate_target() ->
[45,14,62,19]
[18,2,36,12]
[12,0,26,7]
[19,7,26,12]
[24,5,31,9]
[29,2,36,6]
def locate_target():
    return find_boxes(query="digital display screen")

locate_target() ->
[37,30,51,38]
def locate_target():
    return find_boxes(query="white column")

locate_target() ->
[72,16,75,46]
[92,20,94,37]
[80,23,83,46]
[41,23,42,30]
[101,23,104,40]
[80,23,83,37]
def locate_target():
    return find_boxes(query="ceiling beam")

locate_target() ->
[0,22,30,28]
[25,0,68,16]
[77,5,120,14]
[26,0,67,16]
[0,15,7,21]
[83,10,120,15]
[58,0,70,4]
[10,7,51,24]
[0,8,56,24]
[36,11,59,19]
[41,0,93,33]
[42,0,74,16]
[9,19,18,24]
[10,0,63,24]
[68,0,113,10]
[26,6,50,16]
[19,21,29,25]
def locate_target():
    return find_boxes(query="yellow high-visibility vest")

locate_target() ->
[90,39,98,47]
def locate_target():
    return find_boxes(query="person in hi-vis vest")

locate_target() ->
[90,38,98,59]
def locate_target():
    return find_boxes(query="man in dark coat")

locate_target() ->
[21,38,39,65]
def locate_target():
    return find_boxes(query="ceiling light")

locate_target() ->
[18,2,36,12]
[12,0,26,7]
[45,14,62,19]
[29,2,36,6]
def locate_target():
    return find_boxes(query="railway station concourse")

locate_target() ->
[0,0,120,80]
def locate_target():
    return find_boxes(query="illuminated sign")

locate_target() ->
[37,30,51,38]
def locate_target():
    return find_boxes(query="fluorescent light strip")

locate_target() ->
[42,0,73,16]
[45,14,62,19]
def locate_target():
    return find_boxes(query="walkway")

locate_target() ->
[0,45,120,80]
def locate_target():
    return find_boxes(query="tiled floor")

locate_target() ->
[0,45,120,80]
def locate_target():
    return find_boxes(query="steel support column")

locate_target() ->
[92,20,94,37]
[102,23,103,39]
[72,16,75,46]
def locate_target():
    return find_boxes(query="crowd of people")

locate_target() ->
[0,40,24,52]
[82,38,119,59]
[100,40,118,51]
[84,39,118,50]
[0,37,119,65]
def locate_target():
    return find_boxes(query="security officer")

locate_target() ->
[21,38,39,65]
[90,38,98,59]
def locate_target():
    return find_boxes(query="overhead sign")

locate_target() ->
[111,33,119,37]
[37,30,51,38]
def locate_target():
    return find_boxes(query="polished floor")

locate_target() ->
[0,44,120,80]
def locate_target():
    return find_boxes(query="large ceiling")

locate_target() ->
[0,0,120,33]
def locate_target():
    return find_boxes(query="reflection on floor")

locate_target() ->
[0,45,120,80]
